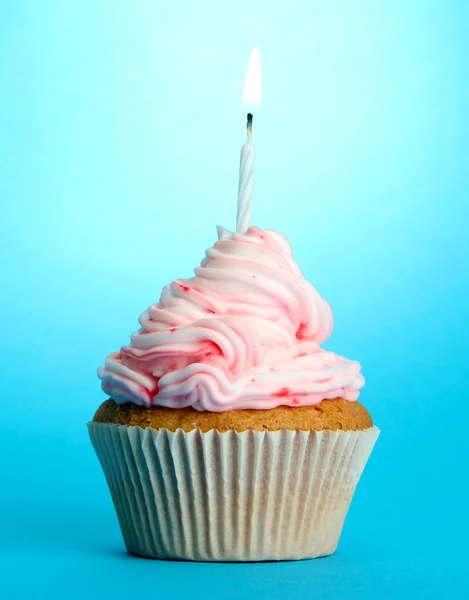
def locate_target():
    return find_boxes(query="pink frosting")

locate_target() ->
[98,226,364,411]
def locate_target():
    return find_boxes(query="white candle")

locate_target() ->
[236,47,261,235]
[236,115,255,234]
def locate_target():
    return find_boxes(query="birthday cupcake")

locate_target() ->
[88,226,379,561]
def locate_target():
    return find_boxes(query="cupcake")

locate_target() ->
[88,226,379,561]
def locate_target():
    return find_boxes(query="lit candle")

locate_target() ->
[236,47,262,234]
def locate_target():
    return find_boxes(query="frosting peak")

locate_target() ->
[98,227,364,411]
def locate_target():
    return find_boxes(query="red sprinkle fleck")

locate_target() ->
[204,341,222,356]
[296,322,308,339]
[251,378,256,383]
[148,380,160,402]
[181,285,190,292]
[272,387,290,398]
[292,398,300,405]
[298,352,307,357]
[207,309,215,314]
[170,328,177,333]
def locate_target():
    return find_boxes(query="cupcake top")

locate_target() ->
[98,226,364,411]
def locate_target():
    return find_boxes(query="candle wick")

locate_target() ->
[247,113,253,139]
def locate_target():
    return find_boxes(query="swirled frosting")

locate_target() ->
[98,226,364,411]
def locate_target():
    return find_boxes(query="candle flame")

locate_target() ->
[242,47,262,107]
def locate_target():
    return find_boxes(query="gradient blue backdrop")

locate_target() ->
[1,1,468,598]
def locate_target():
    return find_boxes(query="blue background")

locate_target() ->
[1,1,468,598]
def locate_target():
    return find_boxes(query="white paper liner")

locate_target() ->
[88,422,379,561]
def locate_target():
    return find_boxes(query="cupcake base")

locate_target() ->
[93,398,373,432]
[88,421,379,561]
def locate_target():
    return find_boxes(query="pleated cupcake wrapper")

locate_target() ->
[88,422,379,561]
